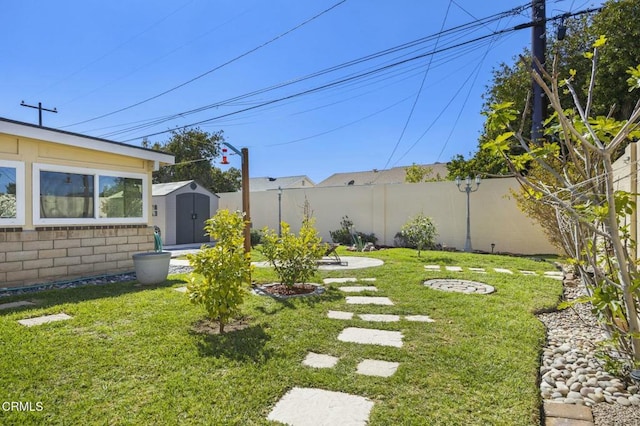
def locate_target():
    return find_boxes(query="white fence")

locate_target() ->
[217,177,558,255]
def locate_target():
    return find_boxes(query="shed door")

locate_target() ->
[176,193,210,244]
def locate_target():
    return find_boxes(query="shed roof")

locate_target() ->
[152,180,219,197]
[0,117,174,169]
[317,163,448,187]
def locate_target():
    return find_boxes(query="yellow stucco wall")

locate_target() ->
[1,135,155,229]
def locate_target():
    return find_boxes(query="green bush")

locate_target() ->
[398,213,438,257]
[260,219,327,287]
[329,215,377,245]
[250,229,263,246]
[187,209,252,333]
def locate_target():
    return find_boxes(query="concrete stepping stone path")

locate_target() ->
[0,301,35,310]
[493,268,513,274]
[338,286,378,293]
[345,296,394,305]
[338,327,403,348]
[267,387,374,426]
[302,352,339,369]
[445,266,463,272]
[405,315,435,323]
[18,313,72,327]
[468,267,486,273]
[327,310,354,320]
[356,359,400,377]
[174,286,188,293]
[358,314,400,322]
[323,277,376,284]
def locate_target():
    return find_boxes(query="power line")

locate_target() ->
[63,0,348,129]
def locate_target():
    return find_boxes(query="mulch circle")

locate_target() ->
[252,283,325,299]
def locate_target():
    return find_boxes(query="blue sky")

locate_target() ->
[2,0,603,183]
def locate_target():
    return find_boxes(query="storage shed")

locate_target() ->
[152,180,218,246]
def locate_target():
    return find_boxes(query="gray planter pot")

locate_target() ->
[132,251,171,284]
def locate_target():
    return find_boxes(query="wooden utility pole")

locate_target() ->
[531,0,546,143]
[20,101,57,126]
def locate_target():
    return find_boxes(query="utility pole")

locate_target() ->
[20,101,57,127]
[531,0,546,143]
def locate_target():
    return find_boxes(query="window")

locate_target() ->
[0,160,25,225]
[34,164,147,225]
[99,176,143,218]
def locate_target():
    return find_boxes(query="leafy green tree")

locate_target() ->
[144,128,241,193]
[398,213,438,257]
[260,219,326,288]
[187,210,252,333]
[483,37,640,369]
[450,0,640,176]
[405,163,432,183]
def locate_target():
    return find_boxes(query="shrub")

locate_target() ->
[187,210,252,334]
[399,213,438,257]
[250,229,263,247]
[260,219,327,287]
[329,215,377,245]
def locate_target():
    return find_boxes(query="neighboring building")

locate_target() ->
[249,175,315,191]
[152,180,218,246]
[0,117,174,288]
[317,163,449,187]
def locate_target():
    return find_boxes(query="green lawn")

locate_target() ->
[0,248,561,425]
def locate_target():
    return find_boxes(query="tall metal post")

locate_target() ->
[531,0,547,143]
[456,176,481,252]
[278,186,282,237]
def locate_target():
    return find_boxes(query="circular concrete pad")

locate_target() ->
[318,256,384,270]
[423,279,495,294]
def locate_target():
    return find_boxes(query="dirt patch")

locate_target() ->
[191,317,251,335]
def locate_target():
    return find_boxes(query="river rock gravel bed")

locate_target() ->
[537,274,640,425]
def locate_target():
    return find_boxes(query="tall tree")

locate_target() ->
[144,128,241,193]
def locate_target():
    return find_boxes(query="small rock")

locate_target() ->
[567,391,583,400]
[616,397,631,406]
[570,382,582,392]
[556,383,569,396]
[628,395,640,405]
[589,393,605,403]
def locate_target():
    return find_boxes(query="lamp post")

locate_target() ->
[221,142,251,253]
[455,175,481,252]
[278,186,282,237]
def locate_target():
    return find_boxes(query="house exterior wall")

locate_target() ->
[218,178,559,255]
[0,132,159,288]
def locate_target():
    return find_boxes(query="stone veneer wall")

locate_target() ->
[0,225,154,289]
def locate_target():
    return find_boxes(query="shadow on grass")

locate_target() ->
[0,278,187,313]
[192,323,272,363]
[252,287,343,313]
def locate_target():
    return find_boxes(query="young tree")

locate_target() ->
[399,213,438,257]
[484,37,640,369]
[187,210,251,334]
[145,128,241,193]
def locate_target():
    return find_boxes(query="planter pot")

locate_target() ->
[132,251,171,285]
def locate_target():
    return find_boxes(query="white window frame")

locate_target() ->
[33,163,148,225]
[0,159,25,226]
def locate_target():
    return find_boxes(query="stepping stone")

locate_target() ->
[519,270,537,275]
[358,314,400,322]
[468,267,486,273]
[338,286,378,293]
[544,271,564,280]
[0,301,35,310]
[327,310,354,320]
[324,277,377,284]
[345,296,394,306]
[267,387,374,426]
[424,265,441,271]
[494,268,513,274]
[324,278,357,284]
[18,313,72,327]
[445,266,462,272]
[404,315,435,323]
[424,279,495,295]
[338,327,403,348]
[302,352,339,369]
[174,286,187,293]
[356,359,400,377]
